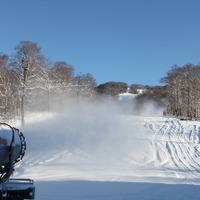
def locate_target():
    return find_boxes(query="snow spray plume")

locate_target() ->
[22,99,154,166]
[132,98,164,117]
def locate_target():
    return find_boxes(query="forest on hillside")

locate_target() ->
[0,40,200,120]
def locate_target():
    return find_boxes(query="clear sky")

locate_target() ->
[1,0,200,86]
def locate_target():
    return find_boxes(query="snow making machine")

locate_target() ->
[0,123,35,200]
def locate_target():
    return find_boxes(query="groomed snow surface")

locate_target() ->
[10,100,200,200]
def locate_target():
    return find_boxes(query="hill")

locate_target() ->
[10,102,200,199]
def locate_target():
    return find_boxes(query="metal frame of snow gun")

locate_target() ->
[0,179,35,199]
[0,123,35,200]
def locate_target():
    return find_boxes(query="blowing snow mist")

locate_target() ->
[22,100,161,162]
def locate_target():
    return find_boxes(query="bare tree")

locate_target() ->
[49,61,75,105]
[161,65,183,117]
[52,61,74,86]
[10,40,49,123]
[0,53,18,118]
[73,73,97,101]
[161,64,200,119]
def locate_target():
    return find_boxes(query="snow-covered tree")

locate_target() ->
[10,40,50,114]
[0,53,18,117]
[73,73,97,101]
[161,64,200,119]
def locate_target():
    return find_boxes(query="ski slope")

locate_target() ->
[8,101,200,199]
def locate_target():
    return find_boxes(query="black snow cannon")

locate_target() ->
[0,123,35,200]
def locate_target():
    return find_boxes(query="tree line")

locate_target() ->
[134,64,200,120]
[96,65,200,120]
[161,64,200,119]
[0,40,97,119]
[0,40,200,120]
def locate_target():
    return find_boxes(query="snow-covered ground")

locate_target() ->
[8,100,200,199]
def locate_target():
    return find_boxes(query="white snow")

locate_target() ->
[8,99,200,199]
[118,92,137,101]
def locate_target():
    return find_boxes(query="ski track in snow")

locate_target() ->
[13,114,200,183]
[144,117,200,180]
[9,111,200,199]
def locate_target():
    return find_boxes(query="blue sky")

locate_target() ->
[1,0,200,86]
